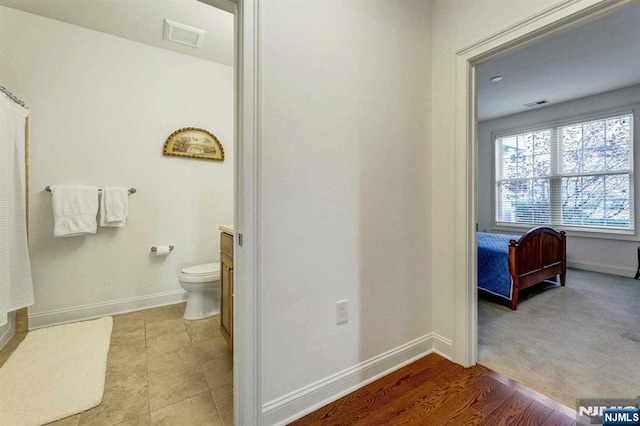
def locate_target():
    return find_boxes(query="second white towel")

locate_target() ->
[100,187,128,227]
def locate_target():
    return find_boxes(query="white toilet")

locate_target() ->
[178,262,221,320]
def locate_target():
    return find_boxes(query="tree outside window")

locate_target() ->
[495,112,633,232]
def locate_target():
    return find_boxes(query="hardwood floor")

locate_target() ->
[290,354,576,425]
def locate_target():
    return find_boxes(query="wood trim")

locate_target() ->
[456,0,633,60]
[221,231,234,257]
[220,251,234,349]
[235,0,262,423]
[453,0,639,368]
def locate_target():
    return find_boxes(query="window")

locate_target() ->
[495,112,634,233]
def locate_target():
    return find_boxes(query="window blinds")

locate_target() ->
[495,112,634,233]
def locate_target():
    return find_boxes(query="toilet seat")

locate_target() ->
[179,262,221,283]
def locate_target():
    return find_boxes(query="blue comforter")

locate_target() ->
[477,232,521,300]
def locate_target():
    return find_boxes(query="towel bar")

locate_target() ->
[45,186,136,194]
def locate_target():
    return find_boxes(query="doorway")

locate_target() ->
[457,0,640,408]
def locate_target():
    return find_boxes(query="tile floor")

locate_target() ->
[0,303,233,426]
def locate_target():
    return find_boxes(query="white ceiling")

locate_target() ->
[0,0,234,66]
[477,1,640,121]
[2,0,638,117]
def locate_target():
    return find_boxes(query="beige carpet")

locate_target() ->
[0,317,112,426]
[479,268,640,408]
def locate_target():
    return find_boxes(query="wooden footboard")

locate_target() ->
[508,226,566,310]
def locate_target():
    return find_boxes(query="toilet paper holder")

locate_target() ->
[151,245,174,252]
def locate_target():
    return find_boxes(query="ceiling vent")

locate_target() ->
[163,19,206,48]
[524,99,549,108]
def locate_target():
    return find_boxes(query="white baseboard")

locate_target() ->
[567,260,635,277]
[28,290,188,330]
[431,333,453,360]
[0,312,16,350]
[263,332,453,426]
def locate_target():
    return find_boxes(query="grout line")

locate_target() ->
[147,390,215,418]
[148,307,213,414]
[183,314,226,424]
[211,391,226,426]
[136,305,229,422]
[185,316,210,382]
[182,319,225,425]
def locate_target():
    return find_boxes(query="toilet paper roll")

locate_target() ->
[154,245,172,256]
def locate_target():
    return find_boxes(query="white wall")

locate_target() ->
[478,84,640,276]
[429,0,587,350]
[0,6,234,326]
[256,0,432,420]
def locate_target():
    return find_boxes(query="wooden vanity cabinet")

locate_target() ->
[220,231,233,350]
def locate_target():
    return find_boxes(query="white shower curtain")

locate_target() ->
[0,93,34,327]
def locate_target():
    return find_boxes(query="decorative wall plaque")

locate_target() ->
[163,127,224,161]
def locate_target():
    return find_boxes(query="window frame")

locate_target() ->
[491,104,639,241]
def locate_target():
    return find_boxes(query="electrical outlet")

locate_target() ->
[336,300,348,325]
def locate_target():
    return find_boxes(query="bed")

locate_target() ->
[477,226,566,310]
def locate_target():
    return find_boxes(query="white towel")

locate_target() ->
[51,185,99,237]
[100,187,128,227]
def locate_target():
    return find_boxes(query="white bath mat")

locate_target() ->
[0,316,112,426]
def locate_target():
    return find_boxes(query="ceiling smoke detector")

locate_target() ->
[163,19,206,48]
[523,99,549,108]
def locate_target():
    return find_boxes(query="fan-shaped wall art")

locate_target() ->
[163,127,224,161]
